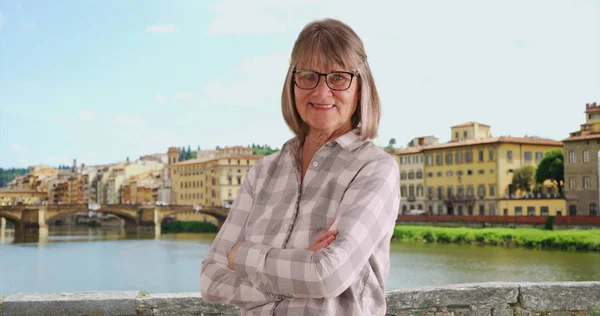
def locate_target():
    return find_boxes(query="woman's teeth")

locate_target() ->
[311,103,334,109]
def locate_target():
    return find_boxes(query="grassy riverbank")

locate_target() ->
[161,221,218,233]
[393,225,600,251]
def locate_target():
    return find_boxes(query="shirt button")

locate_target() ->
[312,161,319,168]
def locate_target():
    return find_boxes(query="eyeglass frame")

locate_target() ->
[292,69,359,91]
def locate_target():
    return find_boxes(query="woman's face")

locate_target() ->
[294,62,359,136]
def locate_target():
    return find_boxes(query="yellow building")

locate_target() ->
[422,122,563,216]
[171,146,263,207]
[395,136,439,213]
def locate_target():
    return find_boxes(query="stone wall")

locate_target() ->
[0,282,599,316]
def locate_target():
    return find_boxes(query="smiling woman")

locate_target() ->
[200,18,400,316]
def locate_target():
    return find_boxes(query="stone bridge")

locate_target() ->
[0,282,598,315]
[0,204,229,237]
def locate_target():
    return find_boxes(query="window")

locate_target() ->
[428,205,433,213]
[447,186,453,198]
[489,203,496,216]
[503,209,508,216]
[408,172,415,179]
[569,205,577,216]
[463,131,468,138]
[489,149,495,161]
[569,177,576,190]
[584,176,590,189]
[535,152,543,163]
[457,205,464,215]
[416,171,423,179]
[524,151,532,163]
[466,185,474,197]
[427,186,434,198]
[478,169,485,175]
[515,207,523,216]
[455,132,459,139]
[446,171,454,177]
[400,186,407,197]
[409,156,414,164]
[437,186,444,199]
[541,206,549,216]
[457,170,463,176]
[416,186,424,197]
[507,150,513,162]
[228,177,232,185]
[584,151,589,163]
[401,157,407,165]
[417,155,423,164]
[465,151,473,163]
[456,151,463,164]
[479,204,485,215]
[489,185,495,197]
[569,151,575,164]
[409,185,415,197]
[478,150,484,162]
[237,176,242,185]
[457,186,464,197]
[400,173,407,180]
[427,155,433,166]
[437,171,443,177]
[591,203,598,216]
[490,169,495,174]
[478,185,486,198]
[438,204,444,215]
[467,170,473,176]
[436,154,443,165]
[427,172,434,178]
[445,152,453,165]
[527,206,535,216]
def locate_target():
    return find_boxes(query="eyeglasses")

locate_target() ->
[292,69,358,91]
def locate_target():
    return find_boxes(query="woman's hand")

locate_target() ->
[228,241,245,270]
[309,221,337,252]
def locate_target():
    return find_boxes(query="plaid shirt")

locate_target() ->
[200,129,400,316]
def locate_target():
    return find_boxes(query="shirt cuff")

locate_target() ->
[233,241,272,285]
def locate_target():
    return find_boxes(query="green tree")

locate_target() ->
[389,138,396,147]
[535,149,564,195]
[511,165,536,193]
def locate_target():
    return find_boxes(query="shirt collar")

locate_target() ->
[283,128,368,155]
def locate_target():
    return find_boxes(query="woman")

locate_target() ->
[201,18,400,316]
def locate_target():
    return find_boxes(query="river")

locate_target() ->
[1,226,600,296]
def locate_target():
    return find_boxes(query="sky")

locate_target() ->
[0,0,599,168]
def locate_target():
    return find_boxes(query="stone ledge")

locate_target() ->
[0,282,599,316]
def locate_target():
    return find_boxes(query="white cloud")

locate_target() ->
[175,92,195,101]
[112,116,146,129]
[154,93,168,103]
[146,24,178,33]
[0,13,5,28]
[10,144,27,152]
[77,109,94,121]
[200,54,288,107]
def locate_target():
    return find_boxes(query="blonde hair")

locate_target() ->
[281,18,381,140]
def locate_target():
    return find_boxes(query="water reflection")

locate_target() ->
[0,226,599,296]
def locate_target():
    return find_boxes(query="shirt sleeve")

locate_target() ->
[200,160,282,309]
[233,155,400,299]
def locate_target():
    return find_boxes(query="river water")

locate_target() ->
[1,226,599,296]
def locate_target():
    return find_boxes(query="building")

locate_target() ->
[172,146,262,207]
[421,122,564,216]
[395,136,440,212]
[563,102,600,216]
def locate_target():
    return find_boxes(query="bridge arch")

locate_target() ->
[0,211,21,226]
[46,208,138,226]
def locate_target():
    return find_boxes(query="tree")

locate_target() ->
[511,165,535,193]
[535,149,564,195]
[389,138,396,147]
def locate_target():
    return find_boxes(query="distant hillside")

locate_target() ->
[252,144,280,156]
[0,168,28,188]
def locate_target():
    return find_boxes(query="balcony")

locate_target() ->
[407,195,416,202]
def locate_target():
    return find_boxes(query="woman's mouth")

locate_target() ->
[309,103,335,110]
